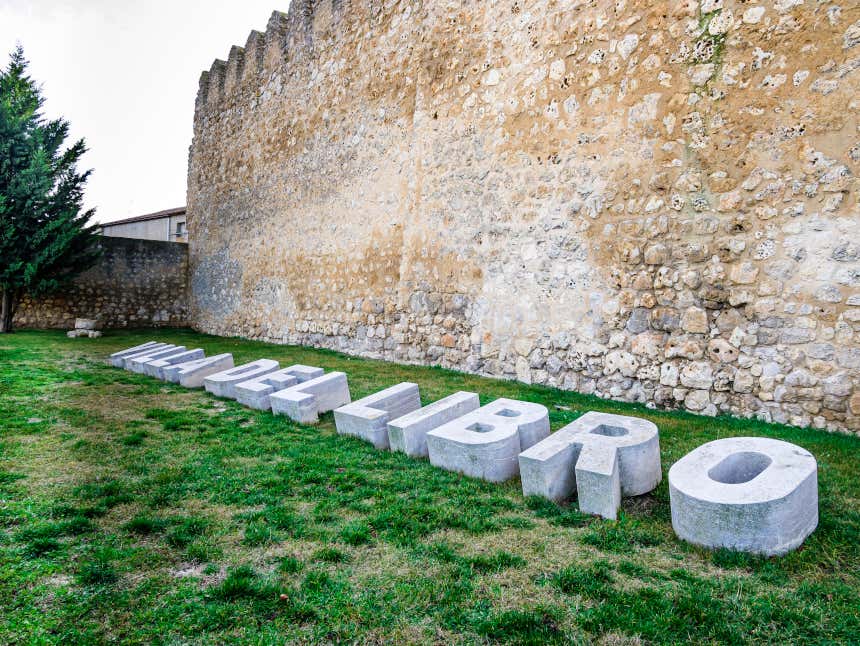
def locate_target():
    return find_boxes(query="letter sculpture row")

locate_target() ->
[109,342,350,425]
[109,342,819,556]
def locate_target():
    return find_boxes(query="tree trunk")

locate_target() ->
[0,288,15,333]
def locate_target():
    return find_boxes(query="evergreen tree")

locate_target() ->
[0,46,100,333]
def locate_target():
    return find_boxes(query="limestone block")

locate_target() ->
[234,364,324,410]
[123,345,180,370]
[127,346,187,374]
[681,307,708,334]
[427,399,550,483]
[164,354,234,388]
[145,349,205,379]
[203,359,279,399]
[270,372,350,423]
[68,328,100,338]
[844,391,860,415]
[114,344,172,369]
[388,391,481,458]
[334,383,422,449]
[519,412,661,519]
[680,361,714,389]
[669,437,818,555]
[74,318,97,330]
[109,342,161,367]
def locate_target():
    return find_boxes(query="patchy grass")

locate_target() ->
[0,328,858,644]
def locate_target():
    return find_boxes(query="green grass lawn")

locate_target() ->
[1,329,858,644]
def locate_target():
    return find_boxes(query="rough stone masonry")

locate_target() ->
[187,0,860,433]
[14,237,189,330]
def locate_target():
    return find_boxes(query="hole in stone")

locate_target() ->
[494,408,521,418]
[590,424,629,437]
[708,451,772,484]
[467,422,495,433]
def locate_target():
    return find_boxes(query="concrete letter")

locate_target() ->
[388,391,480,458]
[334,383,422,449]
[165,354,235,388]
[203,359,279,399]
[114,343,171,368]
[519,412,661,520]
[123,345,180,370]
[235,364,324,410]
[145,349,205,379]
[109,342,161,367]
[427,399,549,483]
[127,346,187,373]
[669,437,817,555]
[270,372,350,423]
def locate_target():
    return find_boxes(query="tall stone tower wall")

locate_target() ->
[188,0,860,432]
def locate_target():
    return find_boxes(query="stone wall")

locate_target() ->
[187,0,860,432]
[14,237,189,329]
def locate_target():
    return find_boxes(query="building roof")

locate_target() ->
[101,206,186,227]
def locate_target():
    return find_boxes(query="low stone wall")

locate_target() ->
[14,237,189,329]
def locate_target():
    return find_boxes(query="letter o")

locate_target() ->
[669,437,818,556]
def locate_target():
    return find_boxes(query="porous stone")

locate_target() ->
[388,391,481,458]
[625,308,651,334]
[127,346,187,373]
[145,348,206,379]
[203,359,280,399]
[519,412,661,519]
[743,7,765,24]
[631,331,665,358]
[681,308,709,334]
[733,371,755,394]
[660,363,679,387]
[665,337,705,360]
[165,354,234,388]
[109,341,161,368]
[707,339,738,364]
[708,9,734,36]
[234,365,324,410]
[849,392,860,416]
[270,372,351,423]
[684,389,711,412]
[334,383,422,449]
[427,399,549,483]
[680,362,714,390]
[669,437,818,556]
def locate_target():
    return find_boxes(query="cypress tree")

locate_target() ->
[0,46,100,333]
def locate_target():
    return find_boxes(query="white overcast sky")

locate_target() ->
[0,0,287,224]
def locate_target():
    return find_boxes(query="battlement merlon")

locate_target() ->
[195,70,210,110]
[224,46,246,94]
[243,30,266,83]
[193,2,365,112]
[206,59,227,107]
[264,10,290,70]
[284,0,313,52]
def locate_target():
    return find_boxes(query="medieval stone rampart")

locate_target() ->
[188,1,860,432]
